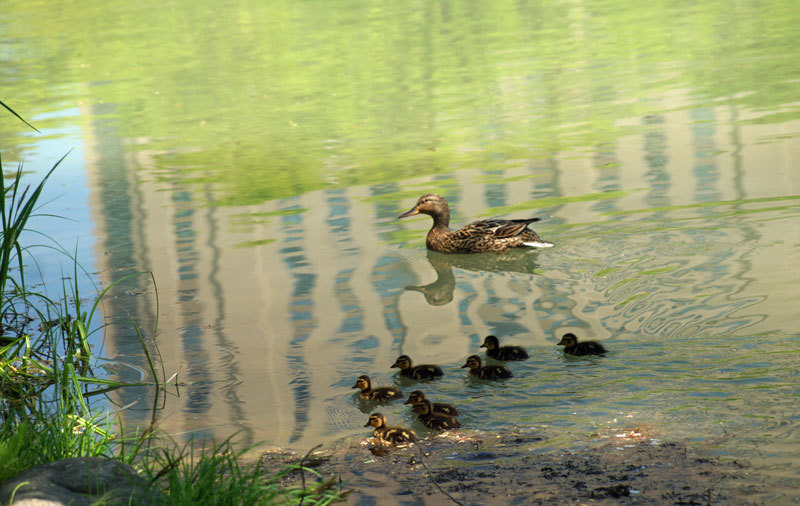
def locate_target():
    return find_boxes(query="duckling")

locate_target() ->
[398,193,554,253]
[557,332,607,356]
[391,354,444,380]
[364,412,417,444]
[412,399,461,430]
[404,390,459,416]
[480,335,529,361]
[461,354,513,379]
[352,375,404,402]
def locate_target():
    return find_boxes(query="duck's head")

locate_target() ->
[352,375,371,391]
[558,333,578,347]
[365,412,387,428]
[404,390,426,405]
[398,194,449,220]
[480,335,500,350]
[411,399,433,416]
[461,355,482,370]
[391,355,412,370]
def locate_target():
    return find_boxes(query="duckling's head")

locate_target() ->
[558,333,578,347]
[352,375,371,391]
[411,399,433,415]
[391,355,412,370]
[398,194,449,220]
[365,412,387,428]
[461,355,482,369]
[404,390,426,405]
[480,335,500,350]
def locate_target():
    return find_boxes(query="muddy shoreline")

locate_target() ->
[262,429,760,505]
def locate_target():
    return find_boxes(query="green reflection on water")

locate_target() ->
[2,0,799,205]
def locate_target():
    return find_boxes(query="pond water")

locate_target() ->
[3,0,799,501]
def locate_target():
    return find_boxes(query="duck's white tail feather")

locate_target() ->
[523,241,555,248]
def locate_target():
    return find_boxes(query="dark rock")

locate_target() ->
[591,484,630,498]
[0,457,158,506]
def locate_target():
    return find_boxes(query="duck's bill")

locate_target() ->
[398,207,419,219]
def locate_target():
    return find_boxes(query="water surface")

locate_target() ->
[2,0,799,501]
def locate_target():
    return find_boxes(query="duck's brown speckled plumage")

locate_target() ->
[557,333,607,356]
[364,413,417,444]
[461,354,513,380]
[404,390,459,416]
[398,194,554,253]
[480,335,529,361]
[391,355,444,380]
[352,375,403,402]
[412,399,461,430]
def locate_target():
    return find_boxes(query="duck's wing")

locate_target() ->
[453,218,540,240]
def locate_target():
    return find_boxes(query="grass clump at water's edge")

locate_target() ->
[0,103,348,504]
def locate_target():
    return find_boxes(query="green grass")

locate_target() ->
[0,105,347,504]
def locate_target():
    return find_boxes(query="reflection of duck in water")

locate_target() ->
[398,194,554,253]
[404,252,456,306]
[557,333,607,356]
[404,250,543,306]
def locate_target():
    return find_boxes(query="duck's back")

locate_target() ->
[402,365,444,380]
[419,413,461,430]
[442,218,552,253]
[364,387,403,401]
[569,341,607,356]
[488,346,529,361]
[471,365,513,379]
[377,426,417,444]
[431,402,459,416]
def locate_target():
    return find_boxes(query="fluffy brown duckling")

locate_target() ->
[398,193,554,253]
[364,412,417,444]
[461,354,513,379]
[352,375,403,402]
[412,399,461,430]
[391,354,444,380]
[480,335,529,361]
[404,390,459,416]
[557,332,607,356]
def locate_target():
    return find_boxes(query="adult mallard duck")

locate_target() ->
[480,335,529,361]
[461,354,513,380]
[557,333,607,356]
[398,194,554,253]
[364,413,417,444]
[352,375,403,402]
[411,399,461,430]
[404,390,459,416]
[391,355,444,380]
